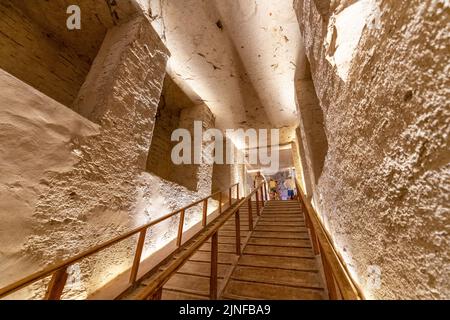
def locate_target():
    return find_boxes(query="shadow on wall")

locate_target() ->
[0,1,126,109]
[295,57,329,186]
[311,0,361,17]
[211,147,232,194]
[294,0,368,191]
[312,0,331,17]
[146,76,200,191]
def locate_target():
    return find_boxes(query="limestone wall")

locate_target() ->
[0,69,100,291]
[0,4,244,298]
[0,0,143,109]
[0,1,93,107]
[294,0,449,299]
[0,14,172,299]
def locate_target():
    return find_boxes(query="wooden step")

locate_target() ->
[205,237,243,245]
[177,260,229,278]
[164,273,223,297]
[260,215,303,219]
[257,221,305,227]
[221,226,251,231]
[162,289,207,300]
[258,218,305,223]
[251,231,309,239]
[264,209,301,211]
[198,243,237,254]
[262,214,302,217]
[223,219,252,223]
[218,230,250,237]
[237,254,318,271]
[190,251,238,264]
[231,265,323,289]
[254,225,308,232]
[247,237,311,248]
[243,245,314,258]
[222,280,324,300]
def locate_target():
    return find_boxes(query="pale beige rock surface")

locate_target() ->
[294,0,450,299]
[0,69,99,289]
[0,0,448,301]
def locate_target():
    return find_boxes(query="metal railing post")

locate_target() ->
[248,198,253,231]
[176,209,186,247]
[263,182,267,202]
[235,209,241,255]
[210,232,218,299]
[255,190,260,215]
[44,267,68,300]
[202,199,208,227]
[149,287,163,300]
[260,185,264,207]
[129,228,147,284]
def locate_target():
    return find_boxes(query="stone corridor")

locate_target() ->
[0,0,448,300]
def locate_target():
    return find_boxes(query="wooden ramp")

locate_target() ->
[158,200,326,300]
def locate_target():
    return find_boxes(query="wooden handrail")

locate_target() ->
[135,182,267,300]
[294,178,364,300]
[0,182,240,299]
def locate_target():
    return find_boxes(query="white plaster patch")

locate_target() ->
[325,0,380,81]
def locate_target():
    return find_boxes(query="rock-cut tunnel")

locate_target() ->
[0,0,448,301]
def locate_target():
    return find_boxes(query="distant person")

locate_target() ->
[284,176,295,200]
[274,184,281,200]
[269,178,277,191]
[269,178,278,200]
[253,171,265,188]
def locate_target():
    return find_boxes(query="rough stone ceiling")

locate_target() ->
[245,144,295,173]
[146,0,303,146]
[11,0,140,65]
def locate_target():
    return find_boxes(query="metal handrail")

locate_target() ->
[0,182,241,299]
[294,178,364,300]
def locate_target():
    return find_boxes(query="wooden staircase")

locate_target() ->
[1,181,362,300]
[221,200,325,300]
[140,200,326,300]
